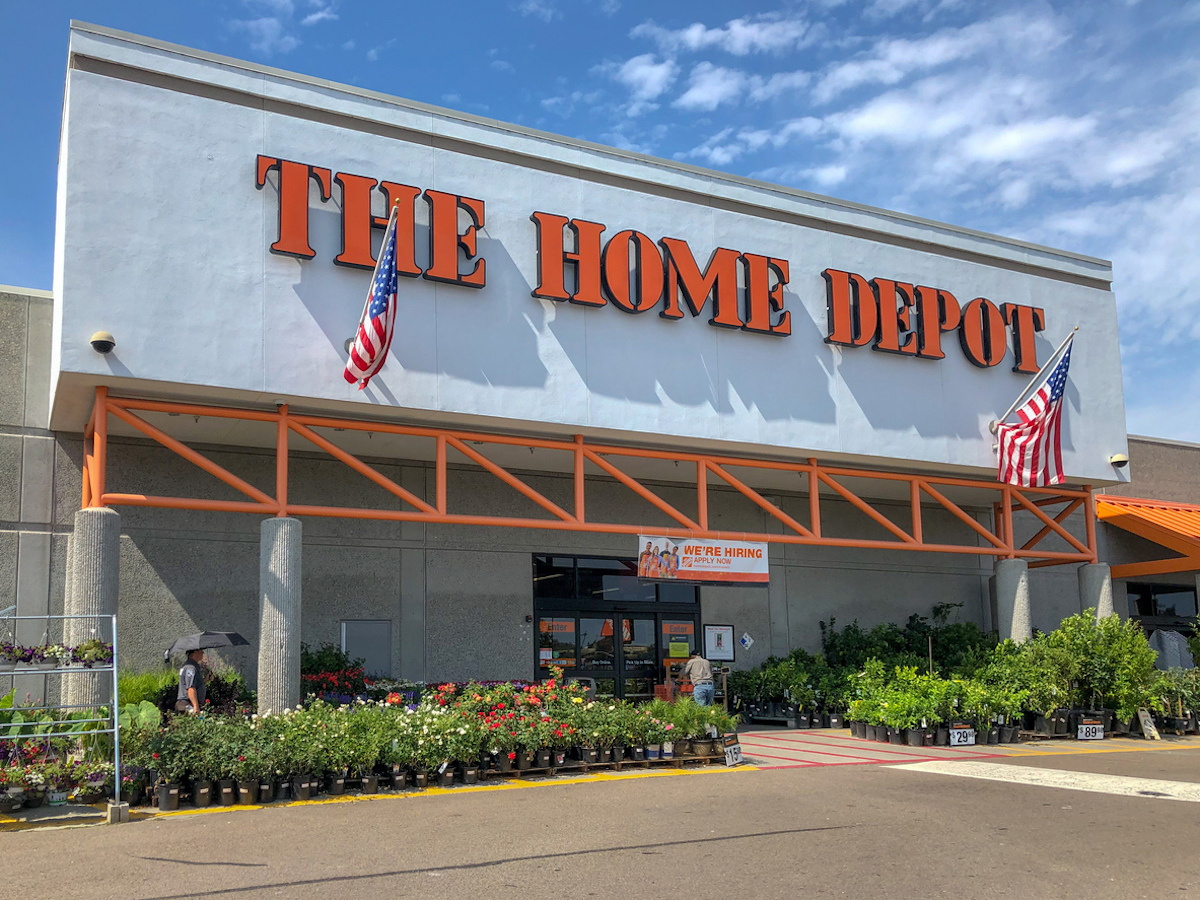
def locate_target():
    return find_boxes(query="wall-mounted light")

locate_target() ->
[90,331,116,353]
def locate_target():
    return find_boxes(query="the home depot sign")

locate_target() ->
[257,154,1047,373]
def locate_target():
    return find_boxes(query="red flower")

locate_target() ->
[152,753,159,760]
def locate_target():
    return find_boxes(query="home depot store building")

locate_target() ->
[12,21,1197,714]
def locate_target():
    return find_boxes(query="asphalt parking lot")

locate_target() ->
[3,733,1198,900]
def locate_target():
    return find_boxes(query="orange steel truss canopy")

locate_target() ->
[81,387,1097,567]
[1095,495,1200,578]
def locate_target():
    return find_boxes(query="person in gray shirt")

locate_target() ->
[176,648,207,713]
[679,650,715,706]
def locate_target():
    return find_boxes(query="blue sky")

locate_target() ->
[2,1,1198,440]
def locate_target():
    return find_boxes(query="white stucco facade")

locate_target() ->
[51,22,1128,483]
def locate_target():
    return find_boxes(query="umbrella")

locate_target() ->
[163,631,250,662]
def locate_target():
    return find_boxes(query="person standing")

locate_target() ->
[175,648,207,713]
[679,649,715,706]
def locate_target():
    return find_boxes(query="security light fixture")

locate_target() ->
[1109,453,1129,468]
[90,331,116,353]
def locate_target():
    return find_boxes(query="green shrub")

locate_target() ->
[118,669,177,706]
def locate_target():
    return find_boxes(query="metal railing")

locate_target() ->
[0,614,120,809]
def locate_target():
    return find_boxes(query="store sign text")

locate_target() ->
[256,155,1046,372]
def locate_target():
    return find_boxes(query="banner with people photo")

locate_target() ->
[636,536,769,585]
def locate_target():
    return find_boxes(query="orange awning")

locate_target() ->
[1095,495,1200,578]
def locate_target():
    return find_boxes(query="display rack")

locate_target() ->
[0,614,120,809]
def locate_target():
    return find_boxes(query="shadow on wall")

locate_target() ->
[118,532,259,685]
[293,207,549,394]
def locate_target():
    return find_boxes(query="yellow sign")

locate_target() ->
[668,641,690,658]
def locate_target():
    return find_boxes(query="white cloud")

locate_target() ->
[813,14,1066,103]
[230,17,299,54]
[747,70,811,102]
[674,63,747,111]
[595,54,679,116]
[341,39,354,50]
[492,59,515,73]
[517,0,558,23]
[632,14,813,55]
[301,1,338,25]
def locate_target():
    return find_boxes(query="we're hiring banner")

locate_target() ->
[637,536,769,585]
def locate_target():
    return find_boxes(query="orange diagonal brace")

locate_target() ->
[583,448,700,532]
[288,419,437,515]
[706,460,813,538]
[446,435,575,523]
[918,480,1008,550]
[93,387,108,505]
[817,470,915,544]
[107,404,276,507]
[1020,498,1083,551]
[1010,489,1090,555]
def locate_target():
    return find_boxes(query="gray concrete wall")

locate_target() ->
[1103,436,1200,506]
[0,287,57,703]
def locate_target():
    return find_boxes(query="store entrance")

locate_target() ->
[533,555,700,700]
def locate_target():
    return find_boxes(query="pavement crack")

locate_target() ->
[130,824,862,899]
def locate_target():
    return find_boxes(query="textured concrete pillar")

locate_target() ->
[258,517,302,715]
[63,508,121,709]
[1079,563,1115,619]
[995,558,1031,643]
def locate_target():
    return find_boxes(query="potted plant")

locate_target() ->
[72,638,114,669]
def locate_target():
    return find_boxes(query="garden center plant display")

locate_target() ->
[730,608,1198,744]
[114,669,740,808]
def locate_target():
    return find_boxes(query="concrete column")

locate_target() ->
[63,508,121,709]
[258,517,302,715]
[1079,563,1115,619]
[994,558,1031,643]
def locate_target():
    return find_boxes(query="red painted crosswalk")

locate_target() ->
[737,729,1006,768]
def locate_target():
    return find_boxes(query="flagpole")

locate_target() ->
[989,326,1077,434]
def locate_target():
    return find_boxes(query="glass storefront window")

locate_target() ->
[579,618,616,671]
[538,618,577,670]
[621,618,657,671]
[656,581,698,603]
[577,558,655,602]
[534,555,576,600]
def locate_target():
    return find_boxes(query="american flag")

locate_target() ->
[996,339,1073,487]
[343,206,399,389]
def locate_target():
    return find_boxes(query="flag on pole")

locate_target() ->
[995,337,1073,487]
[343,205,400,390]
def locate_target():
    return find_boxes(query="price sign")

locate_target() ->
[723,734,744,767]
[1077,718,1104,741]
[949,725,976,746]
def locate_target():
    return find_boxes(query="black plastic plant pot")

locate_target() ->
[217,779,236,806]
[236,781,259,805]
[274,780,292,803]
[437,768,454,788]
[361,775,379,794]
[630,746,645,761]
[583,747,599,764]
[291,777,311,802]
[157,783,181,812]
[888,728,905,746]
[611,745,626,762]
[190,780,212,808]
[552,750,568,767]
[535,749,552,768]
[987,726,1000,744]
[876,727,891,744]
[390,773,408,791]
[412,770,428,789]
[495,752,514,773]
[599,747,612,763]
[1052,710,1070,735]
[935,726,949,746]
[904,728,924,747]
[829,713,845,729]
[258,779,274,802]
[458,766,478,786]
[862,724,875,740]
[796,714,810,729]
[327,775,345,795]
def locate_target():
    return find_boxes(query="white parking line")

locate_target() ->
[888,760,1200,802]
